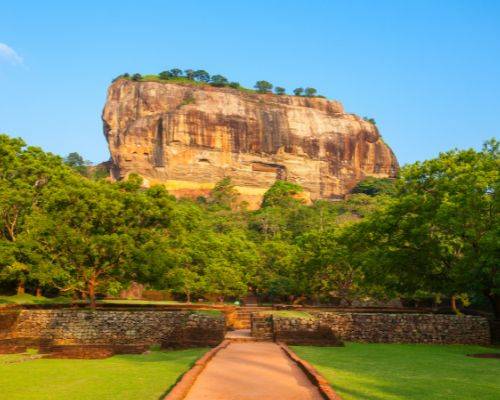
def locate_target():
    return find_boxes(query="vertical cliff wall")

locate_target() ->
[103,79,398,206]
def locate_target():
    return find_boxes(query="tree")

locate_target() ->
[131,73,142,81]
[193,70,210,82]
[274,87,286,95]
[229,82,240,89]
[363,140,499,316]
[304,87,317,97]
[169,68,183,77]
[159,70,173,80]
[351,177,396,196]
[262,181,303,208]
[165,267,204,303]
[210,75,229,87]
[64,152,90,176]
[184,69,195,80]
[254,80,273,93]
[299,226,367,304]
[293,87,304,96]
[363,116,376,125]
[208,177,239,210]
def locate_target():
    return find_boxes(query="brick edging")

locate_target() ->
[164,340,231,400]
[277,342,342,400]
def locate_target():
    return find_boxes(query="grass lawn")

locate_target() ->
[0,348,207,400]
[292,343,500,400]
[263,310,314,319]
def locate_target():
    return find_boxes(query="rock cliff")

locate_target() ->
[103,79,398,207]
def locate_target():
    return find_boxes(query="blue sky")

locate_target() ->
[1,0,499,165]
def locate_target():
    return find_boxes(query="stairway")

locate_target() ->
[233,307,272,329]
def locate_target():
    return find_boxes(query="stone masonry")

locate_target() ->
[0,309,226,357]
[251,312,490,345]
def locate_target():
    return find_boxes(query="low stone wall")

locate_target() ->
[251,313,273,340]
[0,309,226,357]
[251,311,490,345]
[273,317,343,346]
[320,312,490,344]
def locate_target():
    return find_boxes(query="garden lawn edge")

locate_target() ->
[164,340,230,400]
[277,342,343,400]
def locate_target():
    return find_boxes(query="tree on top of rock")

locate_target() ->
[254,80,273,93]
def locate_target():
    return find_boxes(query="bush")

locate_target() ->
[131,73,142,81]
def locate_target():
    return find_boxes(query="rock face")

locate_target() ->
[103,79,398,207]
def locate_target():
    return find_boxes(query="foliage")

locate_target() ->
[1,133,498,315]
[254,80,273,93]
[351,177,396,196]
[115,68,330,98]
[304,87,317,97]
[274,86,286,95]
[210,74,229,87]
[363,116,376,125]
[293,87,304,96]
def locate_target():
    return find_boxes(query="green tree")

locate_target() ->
[184,69,195,80]
[261,180,303,208]
[304,87,317,97]
[131,73,142,81]
[193,70,210,82]
[254,80,273,93]
[210,75,229,87]
[169,68,182,77]
[208,177,239,210]
[293,88,304,96]
[159,70,173,80]
[274,87,286,95]
[363,140,499,315]
[351,177,396,196]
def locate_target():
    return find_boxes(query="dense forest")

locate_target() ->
[0,134,498,316]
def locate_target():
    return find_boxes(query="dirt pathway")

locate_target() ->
[183,341,323,400]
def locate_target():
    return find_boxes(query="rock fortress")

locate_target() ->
[102,79,399,208]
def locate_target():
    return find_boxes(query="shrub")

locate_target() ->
[131,73,142,81]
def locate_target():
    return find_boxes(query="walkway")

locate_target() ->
[183,341,323,400]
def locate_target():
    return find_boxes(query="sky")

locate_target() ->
[1,0,499,166]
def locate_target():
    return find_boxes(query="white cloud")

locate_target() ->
[0,43,23,66]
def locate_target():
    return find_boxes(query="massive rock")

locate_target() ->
[103,79,398,207]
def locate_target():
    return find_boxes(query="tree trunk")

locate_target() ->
[486,293,500,319]
[186,291,191,304]
[88,279,96,309]
[35,287,42,297]
[450,295,461,315]
[17,282,25,295]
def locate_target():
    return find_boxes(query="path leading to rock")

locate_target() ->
[183,341,323,400]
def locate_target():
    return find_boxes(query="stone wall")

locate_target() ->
[0,309,225,357]
[316,312,490,345]
[250,312,490,345]
[251,313,273,341]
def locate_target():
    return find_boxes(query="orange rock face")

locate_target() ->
[103,79,398,207]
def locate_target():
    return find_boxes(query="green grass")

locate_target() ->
[292,343,500,400]
[263,310,314,319]
[101,299,183,305]
[0,293,72,306]
[0,348,207,400]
